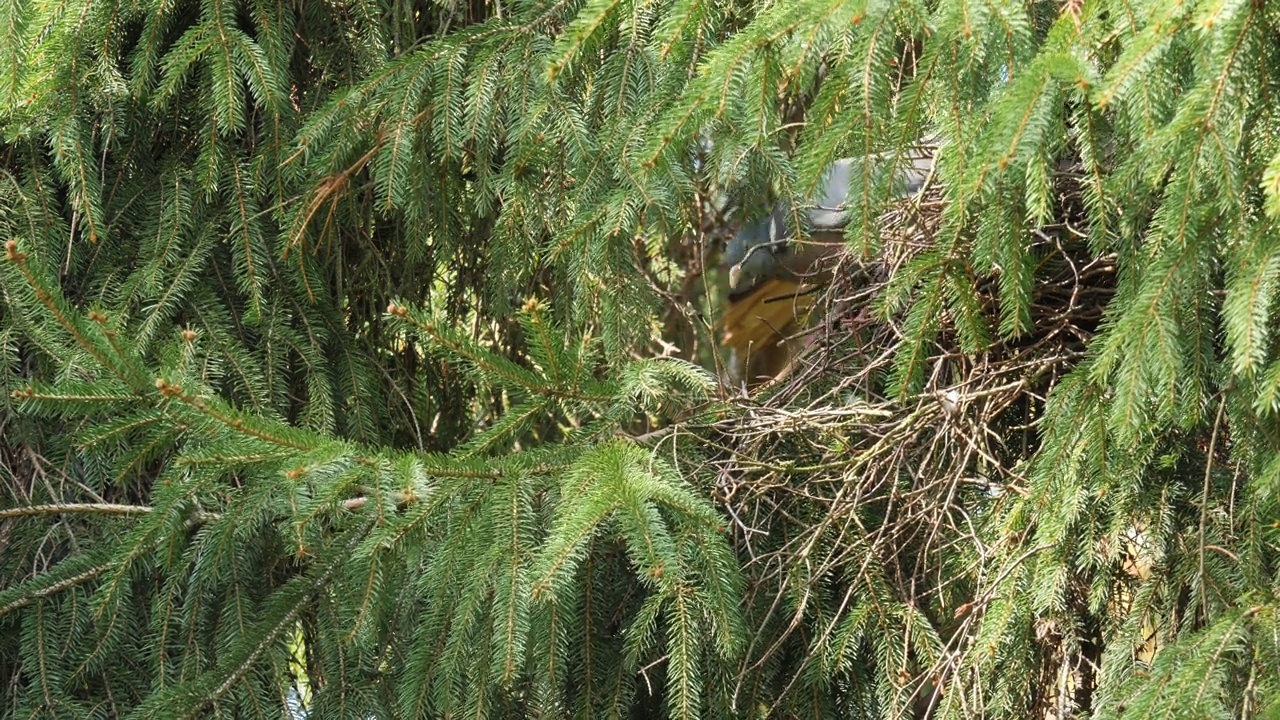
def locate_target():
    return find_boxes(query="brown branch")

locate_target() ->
[0,502,152,520]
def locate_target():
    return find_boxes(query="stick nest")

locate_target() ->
[690,166,1114,708]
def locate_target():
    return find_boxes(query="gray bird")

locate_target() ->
[724,146,936,297]
[720,142,937,381]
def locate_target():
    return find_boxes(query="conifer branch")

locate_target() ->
[3,240,139,387]
[389,303,614,403]
[0,502,153,520]
[153,378,318,451]
[165,521,373,720]
[0,561,113,618]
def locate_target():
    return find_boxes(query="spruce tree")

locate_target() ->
[3,0,1280,718]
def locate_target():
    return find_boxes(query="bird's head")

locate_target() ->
[724,205,793,296]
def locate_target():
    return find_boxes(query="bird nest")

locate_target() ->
[688,167,1113,707]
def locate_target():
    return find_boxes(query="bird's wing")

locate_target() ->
[719,277,816,355]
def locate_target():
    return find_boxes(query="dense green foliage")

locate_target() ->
[3,0,1280,718]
